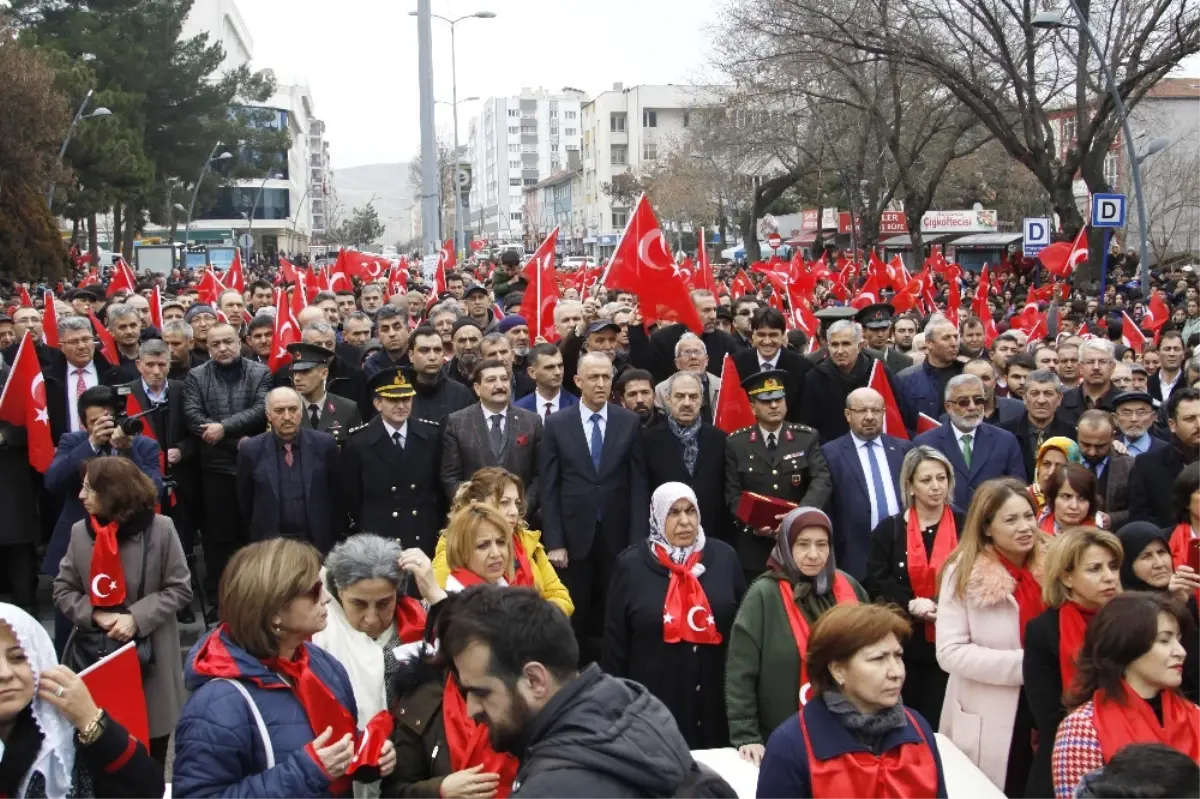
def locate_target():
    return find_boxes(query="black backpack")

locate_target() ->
[517,757,738,798]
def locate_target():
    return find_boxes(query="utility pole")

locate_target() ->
[417,0,440,258]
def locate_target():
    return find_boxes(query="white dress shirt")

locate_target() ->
[142,380,167,405]
[952,423,979,461]
[67,362,99,433]
[382,419,408,447]
[852,433,900,527]
[482,406,507,436]
[535,390,563,417]
[580,402,608,445]
[757,351,780,370]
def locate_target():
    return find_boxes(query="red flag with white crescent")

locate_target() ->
[868,359,909,440]
[521,228,562,342]
[42,291,60,349]
[0,333,54,471]
[269,290,302,373]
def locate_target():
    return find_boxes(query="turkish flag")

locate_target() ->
[916,412,941,434]
[78,641,149,747]
[730,269,756,299]
[440,239,457,270]
[16,285,33,308]
[149,285,164,331]
[42,291,59,349]
[0,333,54,471]
[387,262,409,297]
[603,194,705,334]
[868,359,909,440]
[1142,290,1170,332]
[106,259,136,298]
[1038,227,1088,278]
[196,268,225,306]
[269,290,301,373]
[224,249,246,293]
[427,244,451,309]
[521,228,561,342]
[279,256,299,286]
[714,354,755,434]
[88,310,120,366]
[972,265,999,347]
[694,228,717,294]
[1121,311,1147,353]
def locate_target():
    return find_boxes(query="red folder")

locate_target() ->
[736,491,798,529]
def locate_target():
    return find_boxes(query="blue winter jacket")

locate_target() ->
[172,626,358,798]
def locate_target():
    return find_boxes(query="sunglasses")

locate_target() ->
[950,396,987,409]
[298,579,323,603]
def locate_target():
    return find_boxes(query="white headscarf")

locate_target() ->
[0,603,75,799]
[648,482,707,570]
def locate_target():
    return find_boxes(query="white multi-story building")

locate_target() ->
[180,0,253,73]
[467,87,586,245]
[579,83,720,258]
[309,119,332,241]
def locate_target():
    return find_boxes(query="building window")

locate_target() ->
[508,125,519,134]
[510,178,521,186]
[611,144,628,165]
[643,142,657,160]
[565,127,577,136]
[1103,151,1119,188]
[610,113,626,133]
[510,160,521,169]
[683,111,690,128]
[612,209,628,228]
[509,144,519,153]
[550,126,559,135]
[524,178,537,186]
[508,109,519,118]
[643,109,657,128]
[566,110,577,119]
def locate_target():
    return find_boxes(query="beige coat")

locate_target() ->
[53,514,193,739]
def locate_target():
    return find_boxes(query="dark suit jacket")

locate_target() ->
[999,415,1077,480]
[306,392,362,442]
[732,347,812,423]
[440,403,543,515]
[866,346,914,375]
[1148,371,1184,406]
[514,390,579,417]
[912,422,1027,511]
[1056,384,1123,428]
[1129,440,1192,527]
[236,428,343,553]
[822,433,913,581]
[125,379,200,527]
[43,356,119,445]
[539,403,648,558]
[641,422,729,541]
[1099,452,1135,529]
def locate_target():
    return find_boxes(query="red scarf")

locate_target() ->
[1058,601,1097,696]
[395,597,426,644]
[1040,512,1096,536]
[996,551,1044,644]
[442,676,519,798]
[905,507,957,642]
[1092,683,1200,763]
[88,516,127,608]
[799,706,939,798]
[778,574,859,707]
[1169,523,1200,603]
[654,546,721,646]
[510,536,536,588]
[263,643,358,794]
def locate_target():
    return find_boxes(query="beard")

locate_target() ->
[485,689,533,754]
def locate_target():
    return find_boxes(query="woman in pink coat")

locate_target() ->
[936,477,1047,794]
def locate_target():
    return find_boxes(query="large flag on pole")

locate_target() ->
[521,227,561,342]
[714,354,755,433]
[0,333,54,471]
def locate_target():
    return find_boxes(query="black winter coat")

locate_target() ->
[641,422,730,542]
[407,368,474,425]
[1022,607,1066,799]
[1129,439,1196,527]
[799,353,909,443]
[602,540,746,749]
[0,366,39,546]
[181,357,272,475]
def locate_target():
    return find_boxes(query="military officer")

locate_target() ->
[856,303,913,373]
[287,341,362,445]
[806,306,859,364]
[724,369,833,585]
[340,367,444,556]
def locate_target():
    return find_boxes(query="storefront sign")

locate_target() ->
[801,208,840,233]
[838,211,908,236]
[920,209,998,234]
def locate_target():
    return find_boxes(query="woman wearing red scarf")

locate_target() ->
[725,507,868,767]
[1052,592,1200,799]
[1167,464,1200,598]
[1022,527,1123,797]
[757,604,949,799]
[1038,464,1109,536]
[433,469,572,616]
[866,446,965,731]
[936,477,1045,795]
[171,539,397,798]
[602,482,745,749]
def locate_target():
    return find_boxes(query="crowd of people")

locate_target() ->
[0,246,1197,798]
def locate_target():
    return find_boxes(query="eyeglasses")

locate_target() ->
[298,579,322,603]
[1116,407,1154,418]
[677,349,706,358]
[950,396,987,409]
[848,407,884,416]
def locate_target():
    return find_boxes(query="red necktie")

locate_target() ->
[544,402,552,421]
[75,368,87,399]
[284,442,294,468]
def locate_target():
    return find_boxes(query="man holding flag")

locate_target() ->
[0,339,45,610]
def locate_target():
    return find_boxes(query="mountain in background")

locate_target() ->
[331,162,414,248]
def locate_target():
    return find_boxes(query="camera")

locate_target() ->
[111,385,151,436]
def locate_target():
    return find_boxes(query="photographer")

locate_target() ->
[43,385,162,653]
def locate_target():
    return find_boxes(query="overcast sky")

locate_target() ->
[237,0,1200,171]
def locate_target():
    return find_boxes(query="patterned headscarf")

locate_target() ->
[0,603,75,798]
[768,506,837,595]
[1036,436,1082,470]
[648,482,707,568]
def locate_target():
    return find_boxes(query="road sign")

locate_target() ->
[237,233,252,249]
[767,232,783,250]
[1091,193,1127,228]
[1022,217,1051,257]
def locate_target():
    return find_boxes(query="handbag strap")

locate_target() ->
[136,526,150,603]
[219,678,276,768]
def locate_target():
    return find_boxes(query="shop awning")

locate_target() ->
[949,232,1023,247]
[879,233,961,248]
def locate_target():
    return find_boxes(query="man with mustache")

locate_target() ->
[439,358,543,518]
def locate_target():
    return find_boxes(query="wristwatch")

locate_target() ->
[78,709,107,746]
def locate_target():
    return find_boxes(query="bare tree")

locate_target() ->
[1140,143,1200,264]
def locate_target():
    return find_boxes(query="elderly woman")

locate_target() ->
[865,446,965,729]
[1031,437,1081,514]
[1040,463,1108,534]
[1022,527,1124,797]
[757,604,949,799]
[434,468,572,615]
[0,603,164,798]
[937,477,1045,794]
[602,483,745,748]
[1052,592,1200,799]
[172,538,396,798]
[52,456,191,765]
[725,507,869,766]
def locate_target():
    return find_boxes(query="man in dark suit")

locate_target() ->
[440,358,543,513]
[1076,409,1135,530]
[286,342,362,446]
[641,289,740,383]
[341,368,444,556]
[642,371,729,541]
[43,316,119,446]
[822,387,913,581]
[963,358,1025,426]
[732,307,812,423]
[1112,390,1168,457]
[1148,330,1186,406]
[725,369,831,585]
[539,351,648,664]
[913,374,1027,510]
[236,387,343,554]
[1057,338,1121,427]
[857,303,914,374]
[1000,369,1075,479]
[513,343,579,421]
[1130,387,1199,527]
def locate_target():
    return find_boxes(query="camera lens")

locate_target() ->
[120,417,144,436]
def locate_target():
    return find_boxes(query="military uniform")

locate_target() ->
[857,303,914,374]
[340,369,445,556]
[287,342,363,446]
[723,371,833,579]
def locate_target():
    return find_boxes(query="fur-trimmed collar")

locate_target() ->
[964,547,1043,608]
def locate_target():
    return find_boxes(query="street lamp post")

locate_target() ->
[47,89,113,210]
[1034,3,1152,288]
[410,9,495,260]
[246,168,284,264]
[182,143,233,269]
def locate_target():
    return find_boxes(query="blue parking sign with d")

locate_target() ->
[1023,217,1051,257]
[1090,193,1126,228]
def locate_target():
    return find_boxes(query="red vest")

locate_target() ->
[778,573,859,706]
[799,705,940,799]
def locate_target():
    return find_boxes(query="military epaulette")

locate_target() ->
[416,417,440,427]
[731,426,753,436]
[347,422,370,435]
[788,422,817,435]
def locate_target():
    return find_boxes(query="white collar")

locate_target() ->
[851,432,882,449]
[142,380,167,399]
[382,419,408,439]
[759,424,783,442]
[536,388,561,405]
[581,402,608,421]
[951,423,980,443]
[482,404,508,420]
[757,350,780,367]
[305,391,327,408]
[68,360,97,376]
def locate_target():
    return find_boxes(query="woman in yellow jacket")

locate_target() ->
[434,467,573,615]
